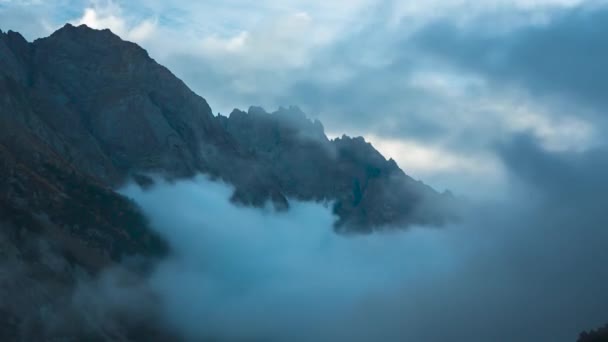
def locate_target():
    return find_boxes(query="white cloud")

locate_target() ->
[197,11,331,71]
[112,173,608,341]
[363,134,507,197]
[73,3,157,43]
[367,135,501,174]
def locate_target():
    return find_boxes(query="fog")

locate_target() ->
[115,137,608,342]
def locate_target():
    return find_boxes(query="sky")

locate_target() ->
[2,0,607,196]
[1,1,608,340]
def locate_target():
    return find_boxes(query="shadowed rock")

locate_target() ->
[220,105,454,231]
[0,24,455,340]
[1,23,453,232]
[578,323,608,342]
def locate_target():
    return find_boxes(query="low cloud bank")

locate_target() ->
[115,138,608,342]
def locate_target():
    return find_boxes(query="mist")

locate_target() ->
[115,137,608,342]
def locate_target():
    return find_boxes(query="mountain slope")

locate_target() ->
[0,23,444,341]
[1,26,169,267]
[1,23,453,232]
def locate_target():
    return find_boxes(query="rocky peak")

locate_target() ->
[46,23,132,49]
[332,135,393,172]
[0,29,29,82]
[1,24,453,231]
[272,105,307,124]
[41,23,147,63]
[274,105,326,139]
[33,24,153,91]
[0,23,456,341]
[220,105,452,229]
[1,29,28,51]
[231,105,327,143]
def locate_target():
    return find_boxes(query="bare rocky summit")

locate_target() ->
[1,23,452,233]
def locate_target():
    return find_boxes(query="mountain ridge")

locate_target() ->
[1,23,453,231]
[0,23,452,340]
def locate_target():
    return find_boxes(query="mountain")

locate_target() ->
[0,24,453,340]
[219,105,452,228]
[1,23,453,232]
[578,324,608,342]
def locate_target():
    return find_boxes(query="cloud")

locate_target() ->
[0,0,68,39]
[2,0,605,194]
[362,134,506,197]
[413,3,608,112]
[110,153,608,341]
[72,2,157,43]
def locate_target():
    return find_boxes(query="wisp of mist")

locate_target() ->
[120,173,608,342]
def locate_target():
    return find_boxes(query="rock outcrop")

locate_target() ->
[219,105,452,230]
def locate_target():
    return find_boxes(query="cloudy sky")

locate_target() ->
[2,1,608,341]
[2,0,607,197]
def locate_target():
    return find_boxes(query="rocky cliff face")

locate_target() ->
[1,25,172,267]
[3,24,239,181]
[1,23,452,232]
[0,24,453,340]
[220,105,452,229]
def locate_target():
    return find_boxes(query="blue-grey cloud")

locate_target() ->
[110,157,608,341]
[413,5,608,113]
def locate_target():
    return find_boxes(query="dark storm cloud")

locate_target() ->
[413,5,608,112]
[499,134,608,200]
